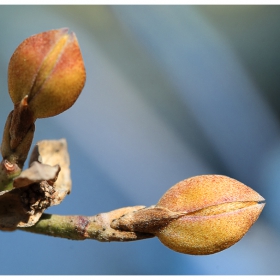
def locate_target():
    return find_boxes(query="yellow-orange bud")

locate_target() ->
[156,175,265,255]
[111,174,265,255]
[8,28,86,119]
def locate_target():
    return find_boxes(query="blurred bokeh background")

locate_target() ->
[0,5,280,275]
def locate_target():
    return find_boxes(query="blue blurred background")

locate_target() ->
[0,5,280,275]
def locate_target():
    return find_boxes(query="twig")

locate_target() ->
[20,206,155,242]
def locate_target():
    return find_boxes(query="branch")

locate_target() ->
[20,207,155,242]
[0,29,266,256]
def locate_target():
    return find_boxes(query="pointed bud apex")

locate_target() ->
[8,28,86,118]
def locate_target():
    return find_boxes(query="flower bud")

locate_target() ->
[8,28,86,119]
[155,175,265,255]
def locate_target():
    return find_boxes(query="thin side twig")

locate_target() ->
[20,206,155,242]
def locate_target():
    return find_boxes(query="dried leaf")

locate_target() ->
[29,138,71,205]
[0,182,55,230]
[0,139,71,230]
[13,161,60,188]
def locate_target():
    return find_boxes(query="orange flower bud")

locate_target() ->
[8,28,86,119]
[111,174,265,255]
[155,175,265,255]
